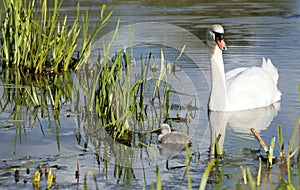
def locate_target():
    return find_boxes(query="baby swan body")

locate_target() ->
[158,124,192,145]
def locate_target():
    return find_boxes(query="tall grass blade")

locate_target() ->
[247,168,255,190]
[215,134,222,158]
[152,48,166,100]
[174,45,186,63]
[100,4,106,19]
[156,166,162,190]
[240,166,247,184]
[287,153,292,186]
[288,116,300,154]
[278,125,284,157]
[257,156,262,187]
[268,136,276,168]
[199,159,215,190]
[185,144,192,190]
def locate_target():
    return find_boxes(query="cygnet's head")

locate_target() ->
[160,124,171,135]
[206,24,227,51]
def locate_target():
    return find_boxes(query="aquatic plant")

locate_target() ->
[77,37,197,189]
[198,116,300,190]
[185,143,193,189]
[7,165,57,189]
[248,118,300,189]
[0,0,112,74]
[0,1,202,189]
[278,125,284,156]
[81,33,193,141]
[199,159,215,190]
[0,68,75,152]
[0,0,113,154]
[239,157,262,189]
[156,166,162,190]
[92,47,150,139]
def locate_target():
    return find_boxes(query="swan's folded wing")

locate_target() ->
[226,67,278,110]
[225,67,248,81]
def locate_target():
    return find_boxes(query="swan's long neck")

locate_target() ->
[209,45,227,111]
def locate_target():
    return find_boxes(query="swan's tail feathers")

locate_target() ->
[261,57,282,102]
[261,57,279,85]
[274,89,282,103]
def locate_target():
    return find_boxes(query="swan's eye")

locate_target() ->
[213,32,224,41]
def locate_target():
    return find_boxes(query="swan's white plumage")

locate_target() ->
[226,61,281,110]
[207,24,281,111]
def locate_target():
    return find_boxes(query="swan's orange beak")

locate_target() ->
[216,39,227,51]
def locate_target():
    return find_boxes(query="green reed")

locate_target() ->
[85,36,183,139]
[0,1,201,189]
[0,0,113,153]
[77,34,198,189]
[278,125,284,157]
[199,159,215,190]
[247,118,300,189]
[267,136,276,168]
[239,157,262,189]
[0,0,111,74]
[257,156,262,186]
[185,143,193,190]
[156,166,162,190]
[198,117,300,189]
[94,48,153,138]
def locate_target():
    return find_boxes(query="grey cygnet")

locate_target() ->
[158,124,192,145]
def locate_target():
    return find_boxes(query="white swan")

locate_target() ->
[207,24,281,111]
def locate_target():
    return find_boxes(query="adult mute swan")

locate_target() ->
[207,24,281,111]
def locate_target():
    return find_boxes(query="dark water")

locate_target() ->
[0,0,300,189]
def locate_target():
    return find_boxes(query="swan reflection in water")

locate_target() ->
[209,102,280,158]
[157,102,280,160]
